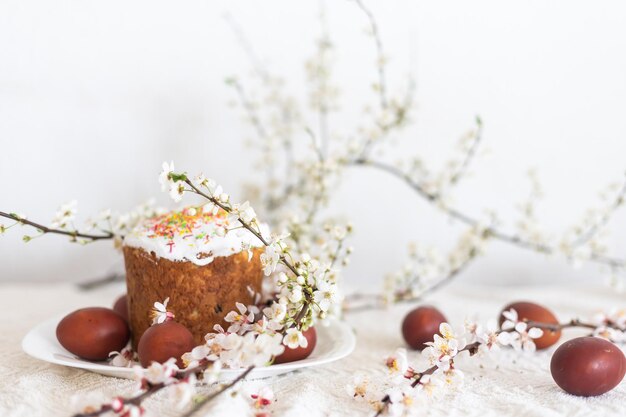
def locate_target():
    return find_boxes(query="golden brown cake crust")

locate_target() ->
[123,246,263,349]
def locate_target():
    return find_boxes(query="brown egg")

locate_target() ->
[112,294,129,323]
[551,337,626,396]
[138,321,195,368]
[274,327,317,364]
[401,306,447,350]
[56,307,130,361]
[499,301,561,349]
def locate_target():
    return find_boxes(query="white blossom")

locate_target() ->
[202,360,223,385]
[135,358,179,385]
[498,322,543,352]
[260,242,281,276]
[313,279,339,312]
[385,387,417,417]
[346,374,370,400]
[475,319,501,351]
[224,302,255,334]
[151,297,174,325]
[169,181,186,202]
[159,161,175,191]
[442,366,464,388]
[193,173,210,188]
[263,302,287,323]
[424,323,462,368]
[235,201,257,224]
[181,344,210,369]
[384,348,409,375]
[238,332,284,367]
[51,200,78,229]
[170,374,197,410]
[283,328,308,349]
[108,345,134,367]
[500,308,519,330]
[204,332,243,363]
[287,284,303,303]
[110,399,142,417]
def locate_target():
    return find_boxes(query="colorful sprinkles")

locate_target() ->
[143,206,228,252]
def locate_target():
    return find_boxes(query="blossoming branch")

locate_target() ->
[225,0,626,305]
[352,308,626,416]
[62,162,350,417]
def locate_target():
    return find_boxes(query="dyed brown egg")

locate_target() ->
[551,337,626,396]
[112,294,129,323]
[56,307,130,361]
[401,306,447,350]
[274,327,317,364]
[499,301,561,349]
[137,321,195,368]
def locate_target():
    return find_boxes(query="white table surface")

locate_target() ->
[1,281,625,417]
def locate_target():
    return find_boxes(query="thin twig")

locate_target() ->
[448,117,483,187]
[223,13,270,82]
[0,211,114,241]
[570,173,626,248]
[350,159,626,270]
[344,250,478,312]
[180,365,255,417]
[313,5,332,159]
[303,128,326,225]
[230,80,271,145]
[354,0,388,110]
[185,177,316,323]
[372,318,626,416]
[228,78,300,214]
[183,179,300,277]
[74,383,165,417]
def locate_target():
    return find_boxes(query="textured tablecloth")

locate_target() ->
[1,281,625,417]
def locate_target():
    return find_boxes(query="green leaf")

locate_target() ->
[169,172,188,182]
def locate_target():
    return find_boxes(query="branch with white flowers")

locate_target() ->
[361,309,626,416]
[567,174,626,249]
[72,360,234,417]
[226,0,626,306]
[72,163,349,417]
[351,157,626,271]
[354,0,388,111]
[0,201,163,247]
[0,209,114,243]
[344,240,479,312]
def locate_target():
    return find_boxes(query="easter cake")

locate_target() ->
[122,206,265,348]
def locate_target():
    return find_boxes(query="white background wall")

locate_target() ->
[1,0,626,290]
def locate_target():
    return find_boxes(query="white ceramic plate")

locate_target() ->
[22,314,356,381]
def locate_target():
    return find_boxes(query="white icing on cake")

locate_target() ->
[123,206,267,266]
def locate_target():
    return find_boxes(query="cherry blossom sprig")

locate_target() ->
[344,224,488,312]
[91,307,283,417]
[357,319,543,417]
[74,163,348,417]
[54,159,337,416]
[351,157,626,271]
[0,208,113,243]
[355,309,626,416]
[0,201,163,247]
[226,0,626,304]
[162,162,349,328]
[2,160,344,417]
[73,359,253,417]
